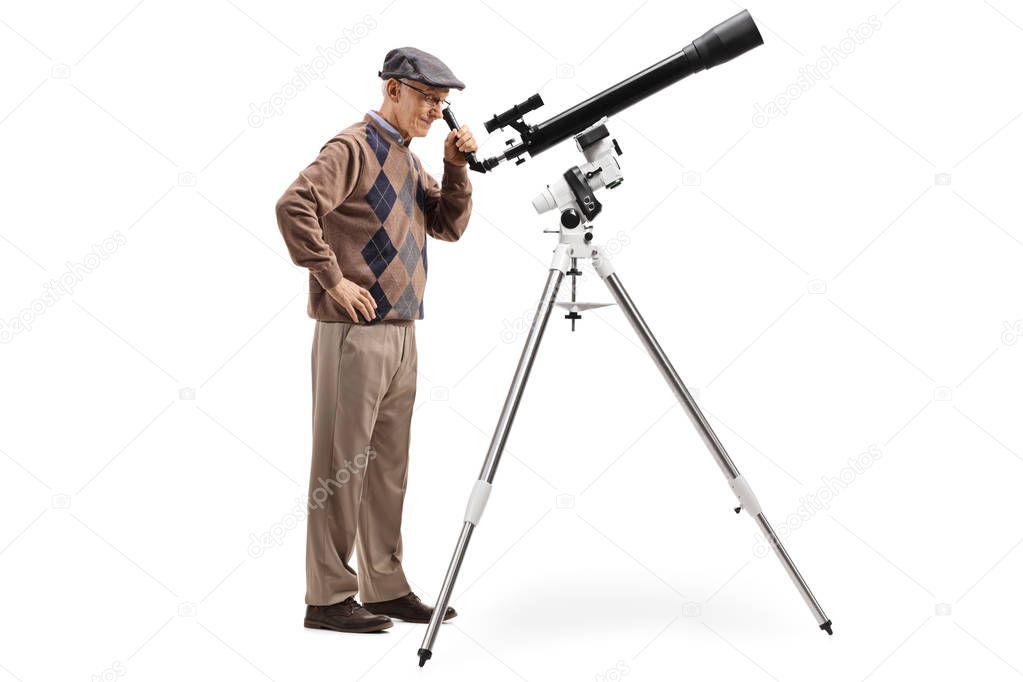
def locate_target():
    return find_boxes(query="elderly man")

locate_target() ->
[275,47,478,634]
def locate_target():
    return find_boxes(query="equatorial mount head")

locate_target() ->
[532,118,625,239]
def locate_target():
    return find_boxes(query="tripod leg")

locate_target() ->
[591,247,833,635]
[418,245,573,667]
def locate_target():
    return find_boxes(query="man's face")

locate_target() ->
[390,79,449,139]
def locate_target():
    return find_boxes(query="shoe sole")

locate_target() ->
[367,613,456,624]
[304,618,393,633]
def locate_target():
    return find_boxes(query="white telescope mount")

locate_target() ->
[417,118,833,668]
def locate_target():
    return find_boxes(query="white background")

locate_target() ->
[2,0,1022,680]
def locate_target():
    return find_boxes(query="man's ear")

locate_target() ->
[387,78,401,102]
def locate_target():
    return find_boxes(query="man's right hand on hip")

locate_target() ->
[327,278,378,322]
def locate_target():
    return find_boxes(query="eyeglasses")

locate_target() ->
[399,80,450,109]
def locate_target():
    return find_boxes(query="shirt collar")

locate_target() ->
[368,110,406,147]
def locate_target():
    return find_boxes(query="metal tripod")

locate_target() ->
[417,241,833,667]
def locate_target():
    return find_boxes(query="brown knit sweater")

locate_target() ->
[275,113,472,324]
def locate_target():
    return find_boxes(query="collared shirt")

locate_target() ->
[368,110,406,147]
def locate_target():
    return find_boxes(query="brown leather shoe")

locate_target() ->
[304,597,393,633]
[363,591,457,624]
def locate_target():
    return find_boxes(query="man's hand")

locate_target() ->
[326,278,378,322]
[444,125,478,166]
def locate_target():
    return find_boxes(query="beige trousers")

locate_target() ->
[306,319,416,605]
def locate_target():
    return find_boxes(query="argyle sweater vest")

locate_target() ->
[276,114,472,324]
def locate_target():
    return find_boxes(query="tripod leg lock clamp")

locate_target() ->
[589,246,616,279]
[729,475,762,517]
[464,480,493,526]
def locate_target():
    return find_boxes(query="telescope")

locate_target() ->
[445,9,764,173]
[421,9,837,670]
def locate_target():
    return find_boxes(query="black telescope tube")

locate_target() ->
[504,9,762,161]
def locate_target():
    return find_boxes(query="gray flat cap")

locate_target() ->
[378,46,465,90]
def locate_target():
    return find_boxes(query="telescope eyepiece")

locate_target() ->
[691,9,763,70]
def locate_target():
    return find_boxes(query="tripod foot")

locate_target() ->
[418,648,433,667]
[819,620,833,636]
